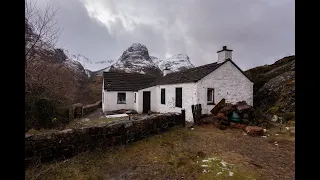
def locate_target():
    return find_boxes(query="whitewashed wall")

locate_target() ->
[196,61,253,114]
[102,90,135,112]
[137,86,158,113]
[156,83,197,122]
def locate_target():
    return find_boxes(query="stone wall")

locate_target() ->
[68,100,102,120]
[25,111,185,167]
[83,100,102,116]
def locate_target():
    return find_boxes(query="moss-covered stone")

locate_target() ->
[282,112,295,121]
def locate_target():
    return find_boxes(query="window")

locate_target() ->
[134,93,136,103]
[161,88,165,104]
[117,92,126,104]
[207,88,215,105]
[175,88,182,108]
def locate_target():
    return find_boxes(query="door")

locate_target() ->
[175,88,182,108]
[143,91,151,113]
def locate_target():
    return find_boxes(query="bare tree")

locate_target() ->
[25,0,61,94]
[25,0,61,61]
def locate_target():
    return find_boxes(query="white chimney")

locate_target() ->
[217,46,233,63]
[163,67,172,76]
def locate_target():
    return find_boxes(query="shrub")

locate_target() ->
[25,97,70,131]
[267,106,280,114]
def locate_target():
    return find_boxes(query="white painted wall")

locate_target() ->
[102,90,135,112]
[137,86,158,113]
[156,83,197,122]
[196,61,253,114]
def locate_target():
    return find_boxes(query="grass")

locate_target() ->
[26,124,294,180]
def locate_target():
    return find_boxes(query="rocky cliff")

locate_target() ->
[245,55,295,122]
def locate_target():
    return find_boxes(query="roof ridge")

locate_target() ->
[103,71,159,77]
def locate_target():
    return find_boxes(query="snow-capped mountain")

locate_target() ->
[94,43,194,76]
[152,54,195,72]
[108,43,163,76]
[95,60,115,65]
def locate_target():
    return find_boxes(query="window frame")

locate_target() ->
[207,88,215,105]
[117,92,126,104]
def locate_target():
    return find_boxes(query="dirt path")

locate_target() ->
[81,108,105,120]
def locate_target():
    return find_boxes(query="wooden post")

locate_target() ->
[181,109,186,127]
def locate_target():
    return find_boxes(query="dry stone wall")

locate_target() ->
[25,111,185,167]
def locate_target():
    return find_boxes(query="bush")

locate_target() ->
[25,97,69,131]
[267,106,279,114]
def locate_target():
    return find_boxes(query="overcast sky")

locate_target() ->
[35,0,294,71]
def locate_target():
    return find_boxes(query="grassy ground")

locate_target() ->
[25,124,294,180]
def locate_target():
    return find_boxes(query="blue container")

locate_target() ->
[229,112,241,123]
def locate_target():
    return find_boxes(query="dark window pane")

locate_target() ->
[161,89,165,104]
[176,88,182,108]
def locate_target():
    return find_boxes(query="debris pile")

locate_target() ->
[199,99,264,136]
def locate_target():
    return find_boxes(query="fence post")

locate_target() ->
[181,109,186,127]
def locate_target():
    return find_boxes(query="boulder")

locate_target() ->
[244,126,264,136]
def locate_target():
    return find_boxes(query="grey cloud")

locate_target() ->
[35,0,294,71]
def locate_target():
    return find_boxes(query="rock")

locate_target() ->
[230,122,238,128]
[244,126,264,136]
[217,113,226,117]
[236,101,252,111]
[271,115,278,122]
[219,104,235,115]
[242,119,249,125]
[219,125,228,130]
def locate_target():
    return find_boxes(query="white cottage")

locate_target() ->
[102,46,253,123]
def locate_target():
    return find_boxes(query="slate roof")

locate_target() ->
[103,59,252,91]
[151,62,223,85]
[153,59,252,85]
[103,72,158,91]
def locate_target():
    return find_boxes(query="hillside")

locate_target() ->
[245,55,295,122]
